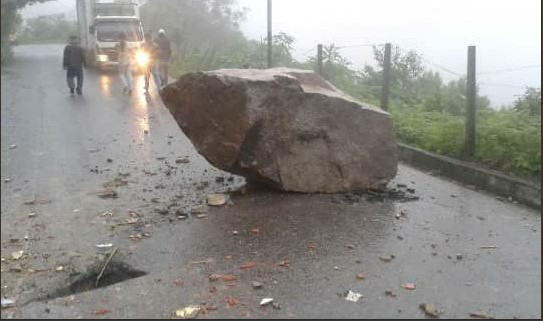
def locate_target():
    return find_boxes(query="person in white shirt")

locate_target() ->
[117,33,133,94]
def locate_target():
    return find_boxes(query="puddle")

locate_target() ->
[39,260,147,301]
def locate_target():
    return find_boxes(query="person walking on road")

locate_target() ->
[117,34,134,94]
[142,33,160,94]
[154,28,172,88]
[63,35,85,95]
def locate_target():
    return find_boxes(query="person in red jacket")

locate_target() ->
[63,35,86,95]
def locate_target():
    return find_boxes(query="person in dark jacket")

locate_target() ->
[154,28,172,87]
[142,33,160,93]
[63,35,86,95]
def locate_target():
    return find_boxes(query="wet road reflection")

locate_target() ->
[131,75,151,145]
[99,75,111,98]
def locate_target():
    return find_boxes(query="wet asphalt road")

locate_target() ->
[1,45,541,319]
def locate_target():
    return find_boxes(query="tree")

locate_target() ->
[1,0,51,63]
[514,87,541,117]
[140,0,247,54]
[305,43,356,85]
[140,1,304,72]
[20,14,77,44]
[270,32,294,66]
[372,44,425,90]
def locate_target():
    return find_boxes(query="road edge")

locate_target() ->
[398,143,541,209]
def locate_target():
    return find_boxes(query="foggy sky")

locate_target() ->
[22,0,541,106]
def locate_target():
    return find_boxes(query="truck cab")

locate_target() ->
[77,0,147,72]
[91,16,144,69]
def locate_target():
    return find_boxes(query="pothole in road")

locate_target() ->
[40,260,147,301]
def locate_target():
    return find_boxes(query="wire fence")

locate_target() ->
[278,41,541,179]
[296,41,540,102]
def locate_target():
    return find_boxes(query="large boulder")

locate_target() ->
[160,68,398,193]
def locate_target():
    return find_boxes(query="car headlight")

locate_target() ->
[97,54,108,62]
[135,50,149,67]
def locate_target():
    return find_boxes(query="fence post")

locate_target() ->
[317,44,323,76]
[380,43,392,111]
[267,0,273,68]
[465,45,477,157]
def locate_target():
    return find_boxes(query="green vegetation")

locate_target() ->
[341,47,540,180]
[391,105,541,179]
[135,1,535,180]
[1,0,51,63]
[18,14,77,45]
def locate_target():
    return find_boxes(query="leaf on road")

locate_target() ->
[226,296,239,307]
[356,273,366,280]
[209,273,236,282]
[307,242,317,249]
[402,283,416,290]
[209,274,222,282]
[92,309,111,315]
[221,274,237,282]
[240,262,256,269]
[251,227,260,235]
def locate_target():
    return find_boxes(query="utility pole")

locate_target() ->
[317,44,323,76]
[380,43,392,111]
[465,45,477,158]
[267,0,273,68]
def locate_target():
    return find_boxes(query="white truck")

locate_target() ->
[76,0,148,70]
